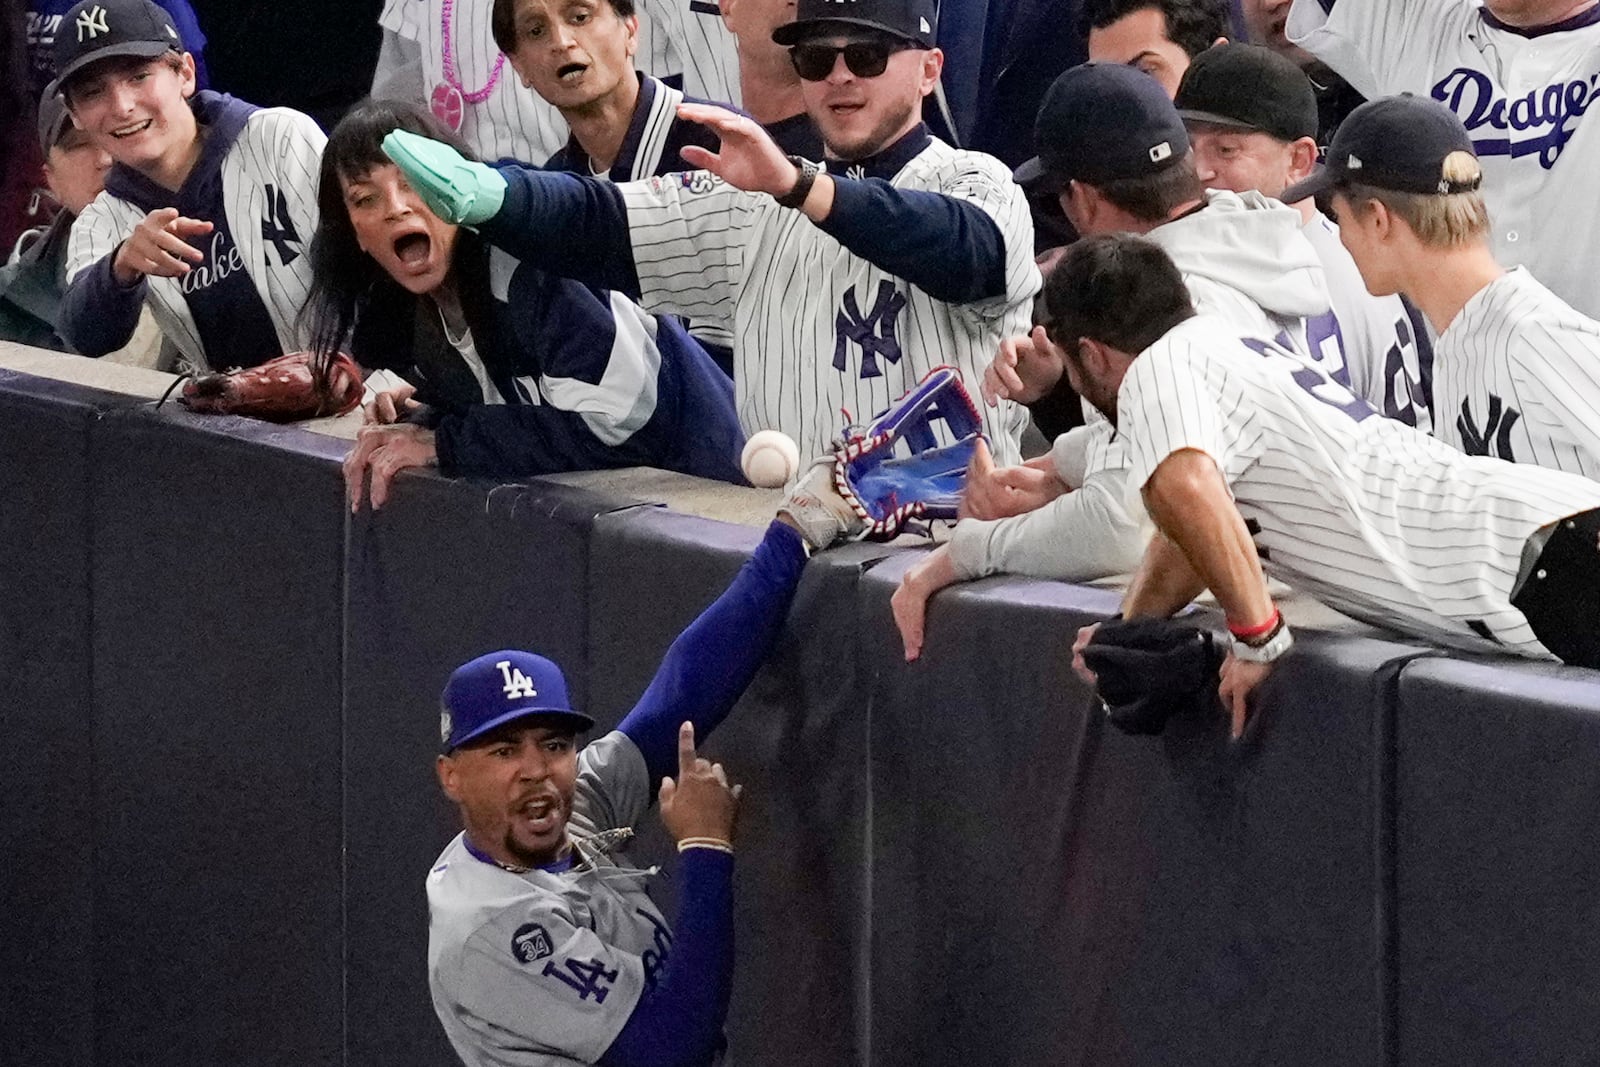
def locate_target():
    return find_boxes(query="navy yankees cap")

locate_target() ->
[1175,44,1318,144]
[772,0,938,48]
[1282,94,1482,203]
[1015,63,1189,191]
[37,89,72,156]
[54,0,183,91]
[439,651,594,753]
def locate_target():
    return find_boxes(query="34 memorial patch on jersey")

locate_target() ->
[512,923,555,964]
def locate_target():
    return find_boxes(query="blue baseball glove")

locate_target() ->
[778,368,984,548]
[834,366,985,540]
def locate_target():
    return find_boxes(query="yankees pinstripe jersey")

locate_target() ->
[1432,267,1600,478]
[635,0,741,108]
[1119,314,1600,657]
[60,93,322,370]
[546,74,735,362]
[545,75,720,181]
[379,0,570,164]
[1287,0,1600,319]
[483,125,1040,464]
[617,129,1039,463]
[1301,210,1434,431]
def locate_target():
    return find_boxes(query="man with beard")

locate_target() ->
[378,0,1041,466]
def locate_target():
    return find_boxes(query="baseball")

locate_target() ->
[740,429,800,488]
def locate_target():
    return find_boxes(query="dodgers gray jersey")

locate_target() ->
[1118,315,1600,657]
[614,140,1040,464]
[428,732,674,1067]
[1301,211,1434,431]
[1433,267,1600,478]
[1287,0,1600,319]
[380,0,570,164]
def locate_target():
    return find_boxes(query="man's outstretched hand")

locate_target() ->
[381,129,507,226]
[677,103,808,200]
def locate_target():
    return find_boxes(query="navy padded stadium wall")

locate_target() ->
[4,365,1600,1066]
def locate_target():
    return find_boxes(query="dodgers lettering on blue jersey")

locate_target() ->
[1432,68,1600,168]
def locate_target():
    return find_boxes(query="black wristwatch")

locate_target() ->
[774,155,821,209]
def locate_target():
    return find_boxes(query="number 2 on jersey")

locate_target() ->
[1242,336,1376,423]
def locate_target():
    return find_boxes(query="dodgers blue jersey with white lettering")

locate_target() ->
[1288,0,1600,319]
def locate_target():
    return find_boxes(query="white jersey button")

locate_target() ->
[1507,231,1520,243]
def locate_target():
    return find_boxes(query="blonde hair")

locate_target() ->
[1342,152,1490,248]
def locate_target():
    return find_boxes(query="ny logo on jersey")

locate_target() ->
[511,923,554,964]
[833,280,907,378]
[543,957,619,1002]
[496,660,538,700]
[76,4,109,40]
[260,185,302,267]
[1457,395,1521,461]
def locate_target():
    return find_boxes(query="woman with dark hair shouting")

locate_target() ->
[302,99,747,509]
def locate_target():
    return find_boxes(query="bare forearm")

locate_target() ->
[1134,450,1275,628]
[1120,532,1208,618]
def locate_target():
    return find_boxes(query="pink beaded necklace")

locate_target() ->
[430,0,507,133]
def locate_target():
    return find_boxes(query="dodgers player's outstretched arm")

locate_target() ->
[617,521,808,788]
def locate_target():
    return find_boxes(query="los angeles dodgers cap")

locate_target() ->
[1015,63,1189,191]
[1174,43,1318,144]
[1283,94,1482,202]
[53,0,183,91]
[439,650,594,753]
[772,0,938,48]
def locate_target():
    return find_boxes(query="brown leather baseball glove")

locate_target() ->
[179,352,365,423]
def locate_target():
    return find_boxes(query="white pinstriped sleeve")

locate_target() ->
[934,156,1041,323]
[1507,322,1600,470]
[378,0,425,40]
[616,172,761,328]
[1119,342,1235,505]
[65,194,127,284]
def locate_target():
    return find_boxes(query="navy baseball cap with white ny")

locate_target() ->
[440,651,595,752]
[53,0,184,90]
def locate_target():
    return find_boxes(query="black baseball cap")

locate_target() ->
[1175,43,1317,143]
[1015,63,1189,191]
[772,0,938,48]
[53,0,183,90]
[439,651,594,753]
[1282,94,1482,202]
[38,89,72,156]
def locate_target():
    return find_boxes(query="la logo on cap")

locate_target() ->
[1347,154,1364,170]
[497,660,538,700]
[77,4,110,40]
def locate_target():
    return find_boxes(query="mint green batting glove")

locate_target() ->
[381,129,507,226]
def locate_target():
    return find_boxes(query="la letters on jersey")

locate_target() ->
[1433,68,1600,167]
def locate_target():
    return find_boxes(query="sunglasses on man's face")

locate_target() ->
[789,38,915,81]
